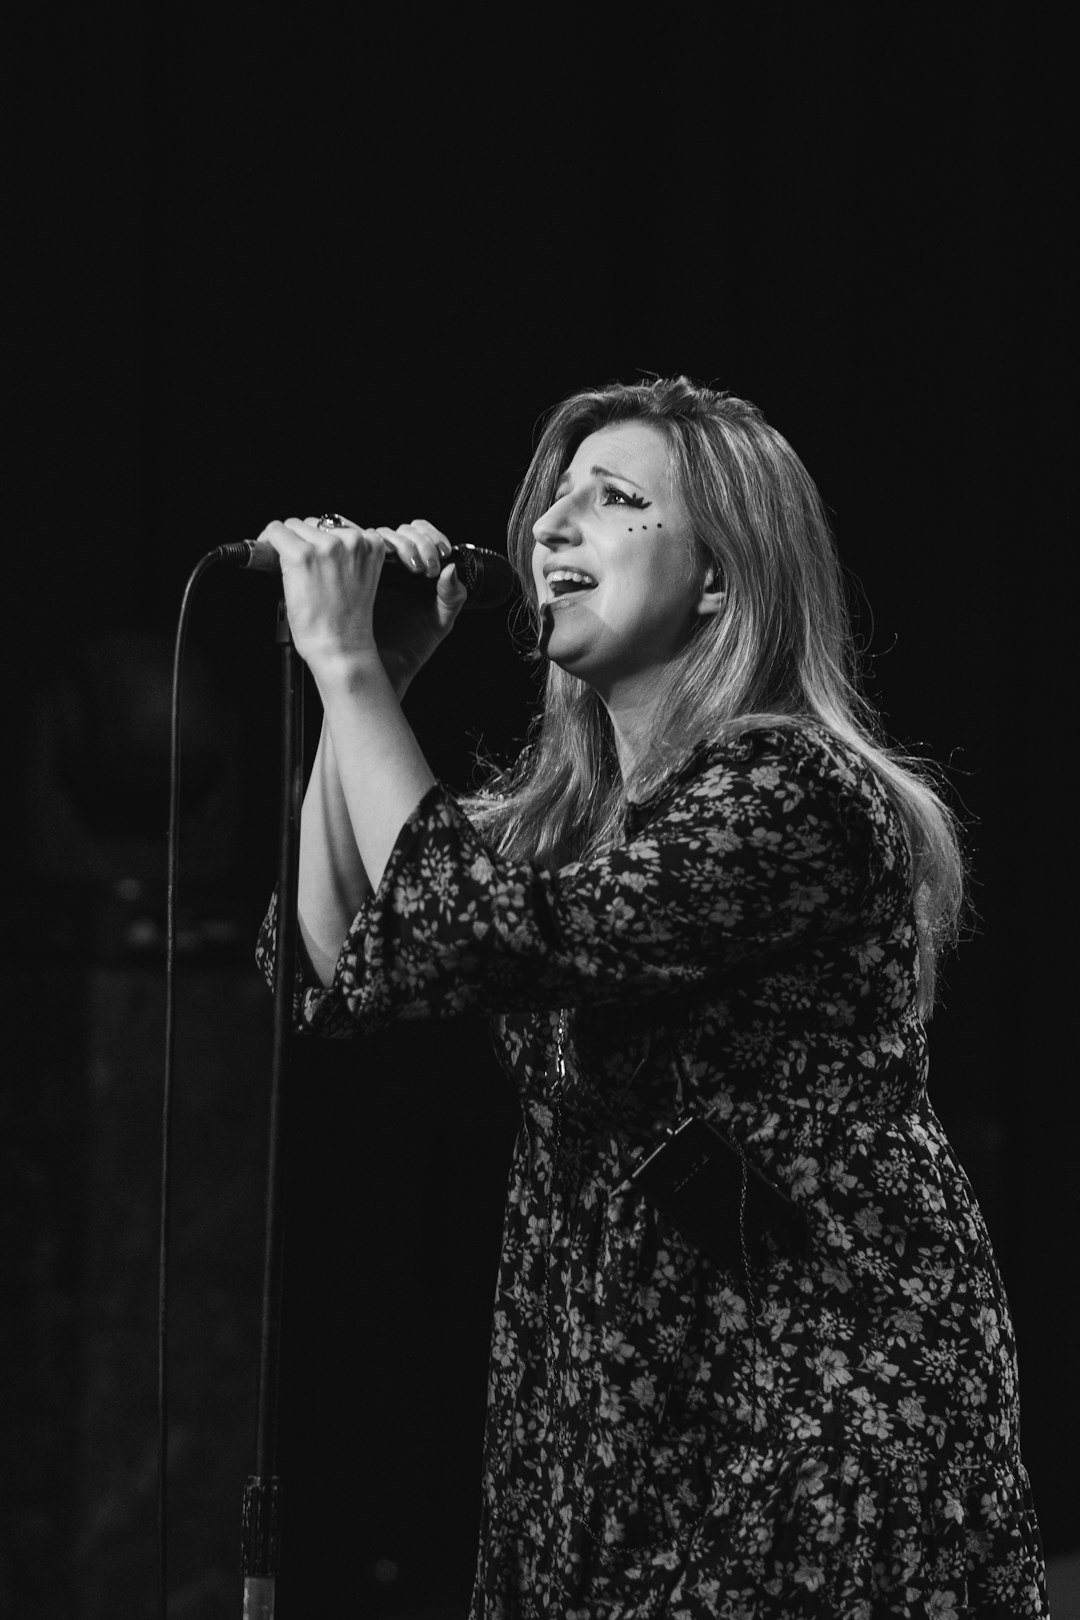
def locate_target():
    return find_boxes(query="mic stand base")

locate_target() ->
[242,1577,276,1620]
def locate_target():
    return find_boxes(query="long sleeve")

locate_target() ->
[256,725,908,1042]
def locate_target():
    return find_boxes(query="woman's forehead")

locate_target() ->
[563,421,672,488]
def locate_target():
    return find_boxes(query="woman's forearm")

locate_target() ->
[297,718,372,987]
[298,657,435,986]
[314,650,436,887]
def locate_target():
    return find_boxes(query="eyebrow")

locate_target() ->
[554,463,647,493]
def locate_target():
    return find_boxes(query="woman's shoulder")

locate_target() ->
[633,719,858,797]
[629,721,904,850]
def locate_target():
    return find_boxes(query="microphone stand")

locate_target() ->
[241,598,304,1616]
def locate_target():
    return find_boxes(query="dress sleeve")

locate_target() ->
[272,729,894,1040]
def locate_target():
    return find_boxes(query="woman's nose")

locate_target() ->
[533,494,581,549]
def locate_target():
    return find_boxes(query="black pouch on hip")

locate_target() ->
[630,1114,807,1272]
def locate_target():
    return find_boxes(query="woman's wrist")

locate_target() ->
[306,643,390,696]
[309,646,426,704]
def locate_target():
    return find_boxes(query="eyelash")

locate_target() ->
[551,481,650,511]
[601,483,649,509]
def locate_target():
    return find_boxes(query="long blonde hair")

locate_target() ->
[465,376,967,1017]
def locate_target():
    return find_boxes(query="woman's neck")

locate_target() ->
[603,682,665,797]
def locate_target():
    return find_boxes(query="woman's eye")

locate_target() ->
[602,483,649,509]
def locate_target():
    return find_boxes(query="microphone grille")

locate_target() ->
[456,545,516,609]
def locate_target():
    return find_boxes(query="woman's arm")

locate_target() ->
[297,717,371,987]
[299,650,437,985]
[268,514,465,985]
[288,728,898,1042]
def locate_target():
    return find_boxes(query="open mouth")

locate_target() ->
[546,568,598,600]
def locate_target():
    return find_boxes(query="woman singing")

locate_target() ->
[256,377,1047,1616]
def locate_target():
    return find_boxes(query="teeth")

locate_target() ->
[546,569,597,588]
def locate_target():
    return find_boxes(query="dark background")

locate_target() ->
[5,6,1073,1617]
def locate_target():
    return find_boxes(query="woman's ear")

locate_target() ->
[695,566,725,619]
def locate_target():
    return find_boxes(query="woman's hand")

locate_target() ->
[255,515,468,691]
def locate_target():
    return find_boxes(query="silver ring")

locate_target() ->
[317,512,348,531]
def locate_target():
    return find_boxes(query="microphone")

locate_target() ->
[214,538,517,610]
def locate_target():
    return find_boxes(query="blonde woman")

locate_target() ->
[257,378,1047,1617]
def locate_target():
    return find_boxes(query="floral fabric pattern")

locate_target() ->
[257,724,1047,1617]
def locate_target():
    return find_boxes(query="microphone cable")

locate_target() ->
[158,548,228,1620]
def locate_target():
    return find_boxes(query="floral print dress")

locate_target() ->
[257,723,1048,1618]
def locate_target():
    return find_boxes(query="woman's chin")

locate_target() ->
[539,600,595,665]
[541,625,594,670]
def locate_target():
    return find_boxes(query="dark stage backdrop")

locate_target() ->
[6,8,1071,1617]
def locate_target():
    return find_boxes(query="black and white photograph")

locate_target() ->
[4,7,1072,1617]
